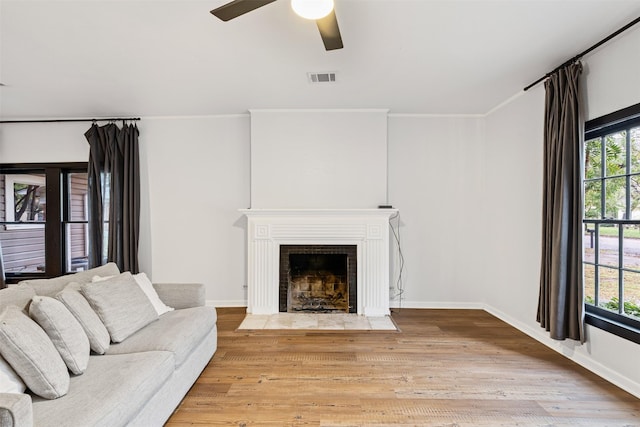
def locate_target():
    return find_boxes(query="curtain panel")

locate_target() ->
[85,123,140,274]
[537,62,584,342]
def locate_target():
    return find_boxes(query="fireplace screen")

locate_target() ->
[279,245,357,313]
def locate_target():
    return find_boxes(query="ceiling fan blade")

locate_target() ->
[316,9,343,51]
[210,0,278,21]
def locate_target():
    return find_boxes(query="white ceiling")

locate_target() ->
[1,0,639,119]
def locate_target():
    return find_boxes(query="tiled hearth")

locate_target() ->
[240,209,398,316]
[238,313,398,330]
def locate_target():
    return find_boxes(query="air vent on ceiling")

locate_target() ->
[308,72,337,84]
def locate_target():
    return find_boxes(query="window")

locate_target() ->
[0,163,89,282]
[583,103,640,344]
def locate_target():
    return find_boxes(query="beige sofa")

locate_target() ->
[0,263,217,427]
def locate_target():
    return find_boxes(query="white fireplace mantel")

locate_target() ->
[240,208,398,316]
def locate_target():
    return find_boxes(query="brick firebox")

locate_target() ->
[279,245,357,313]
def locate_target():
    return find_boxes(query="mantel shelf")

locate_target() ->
[239,208,398,218]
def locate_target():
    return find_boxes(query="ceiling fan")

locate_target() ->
[210,0,343,51]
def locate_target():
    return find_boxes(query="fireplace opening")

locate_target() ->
[279,245,357,313]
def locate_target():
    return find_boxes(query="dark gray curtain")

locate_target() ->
[85,122,140,273]
[537,62,584,342]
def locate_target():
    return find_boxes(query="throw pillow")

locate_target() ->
[29,296,90,375]
[0,306,70,399]
[80,272,159,343]
[0,286,36,313]
[133,272,174,316]
[0,355,26,394]
[56,288,111,354]
[91,275,116,283]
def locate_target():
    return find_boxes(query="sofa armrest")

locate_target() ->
[0,393,33,427]
[152,283,205,309]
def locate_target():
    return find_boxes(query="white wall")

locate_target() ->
[0,115,251,307]
[583,25,640,120]
[481,23,640,397]
[0,122,89,163]
[250,110,388,209]
[387,115,486,307]
[139,116,250,306]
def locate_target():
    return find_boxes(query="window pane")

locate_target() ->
[623,225,640,270]
[598,267,619,313]
[64,172,89,274]
[584,180,601,219]
[598,225,619,268]
[68,173,88,221]
[604,177,625,219]
[585,137,602,178]
[631,127,640,174]
[623,270,640,319]
[583,225,596,263]
[605,132,626,177]
[65,223,88,273]
[584,264,596,305]
[631,174,640,219]
[1,173,46,223]
[0,224,45,273]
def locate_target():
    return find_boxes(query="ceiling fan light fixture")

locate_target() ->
[291,0,334,20]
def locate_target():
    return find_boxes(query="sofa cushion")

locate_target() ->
[29,296,90,375]
[0,286,36,313]
[105,306,217,368]
[0,356,26,394]
[80,272,158,343]
[56,288,110,354]
[0,306,69,399]
[17,263,121,297]
[31,351,174,427]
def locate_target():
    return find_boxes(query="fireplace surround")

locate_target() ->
[240,209,398,316]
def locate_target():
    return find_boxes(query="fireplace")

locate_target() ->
[240,208,397,316]
[280,245,357,313]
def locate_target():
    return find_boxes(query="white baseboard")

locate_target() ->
[206,300,247,308]
[483,304,640,399]
[390,301,485,310]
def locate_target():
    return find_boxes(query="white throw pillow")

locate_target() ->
[133,273,174,316]
[0,355,26,394]
[29,296,90,375]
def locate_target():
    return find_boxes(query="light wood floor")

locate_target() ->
[166,308,639,426]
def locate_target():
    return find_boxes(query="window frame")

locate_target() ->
[0,162,88,283]
[583,102,640,344]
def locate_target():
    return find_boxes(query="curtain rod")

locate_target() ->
[524,15,640,91]
[0,117,141,124]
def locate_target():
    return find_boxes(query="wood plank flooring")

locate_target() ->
[165,308,640,426]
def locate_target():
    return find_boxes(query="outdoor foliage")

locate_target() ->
[13,184,44,222]
[585,295,640,318]
[584,129,640,220]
